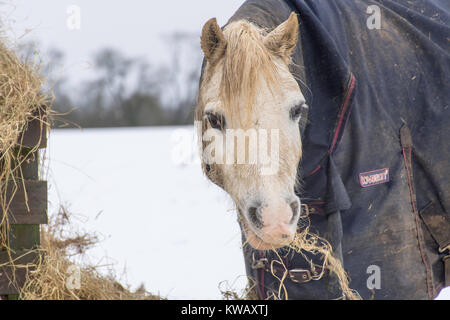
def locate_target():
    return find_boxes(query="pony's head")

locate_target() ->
[196,13,306,250]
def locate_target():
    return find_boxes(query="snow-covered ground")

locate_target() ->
[45,126,450,300]
[435,287,450,300]
[46,126,247,300]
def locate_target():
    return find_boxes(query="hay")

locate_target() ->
[0,39,50,253]
[0,42,48,153]
[220,277,259,300]
[288,230,361,300]
[282,209,361,300]
[19,206,163,300]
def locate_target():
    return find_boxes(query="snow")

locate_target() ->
[45,126,450,300]
[46,126,247,299]
[435,287,450,300]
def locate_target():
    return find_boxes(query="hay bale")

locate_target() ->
[0,42,49,154]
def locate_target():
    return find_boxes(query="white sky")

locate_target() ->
[2,0,245,82]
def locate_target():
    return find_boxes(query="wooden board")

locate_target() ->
[0,251,38,295]
[17,150,39,181]
[17,117,47,149]
[1,180,48,225]
[8,225,41,252]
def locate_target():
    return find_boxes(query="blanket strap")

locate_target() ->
[401,124,450,291]
[400,125,435,298]
[419,202,450,287]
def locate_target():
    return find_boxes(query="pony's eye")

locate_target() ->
[206,112,225,130]
[290,103,307,121]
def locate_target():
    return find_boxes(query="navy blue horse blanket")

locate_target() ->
[222,0,450,299]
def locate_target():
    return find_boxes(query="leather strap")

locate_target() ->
[401,125,435,298]
[419,201,450,287]
[419,202,450,253]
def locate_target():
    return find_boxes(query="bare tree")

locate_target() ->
[41,31,203,128]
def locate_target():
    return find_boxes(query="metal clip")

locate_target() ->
[310,265,326,280]
[251,252,268,270]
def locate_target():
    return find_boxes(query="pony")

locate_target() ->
[196,0,450,299]
[196,13,304,250]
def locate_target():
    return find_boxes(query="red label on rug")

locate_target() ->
[359,168,389,187]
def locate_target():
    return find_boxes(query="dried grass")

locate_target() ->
[19,207,163,300]
[288,229,361,300]
[281,211,361,300]
[0,43,48,153]
[220,277,259,300]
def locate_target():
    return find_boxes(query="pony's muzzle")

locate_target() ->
[246,198,300,246]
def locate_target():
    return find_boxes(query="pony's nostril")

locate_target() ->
[248,206,263,229]
[289,200,300,224]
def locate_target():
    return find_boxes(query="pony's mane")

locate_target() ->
[221,21,282,118]
[200,20,284,123]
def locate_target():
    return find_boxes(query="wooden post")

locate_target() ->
[0,116,48,299]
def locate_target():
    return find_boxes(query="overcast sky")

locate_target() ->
[1,0,245,82]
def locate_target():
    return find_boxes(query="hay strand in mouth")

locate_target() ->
[285,209,361,300]
[240,208,360,300]
[239,205,360,300]
[288,230,361,300]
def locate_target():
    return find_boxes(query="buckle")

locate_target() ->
[289,269,312,283]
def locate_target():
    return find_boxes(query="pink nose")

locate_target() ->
[261,222,296,244]
[258,201,298,244]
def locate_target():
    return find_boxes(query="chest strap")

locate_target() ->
[251,252,329,284]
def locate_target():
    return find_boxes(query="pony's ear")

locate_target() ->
[264,12,299,61]
[201,18,227,64]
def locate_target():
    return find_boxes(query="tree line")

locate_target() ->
[40,33,202,128]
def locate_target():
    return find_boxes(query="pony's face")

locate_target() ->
[197,13,305,250]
